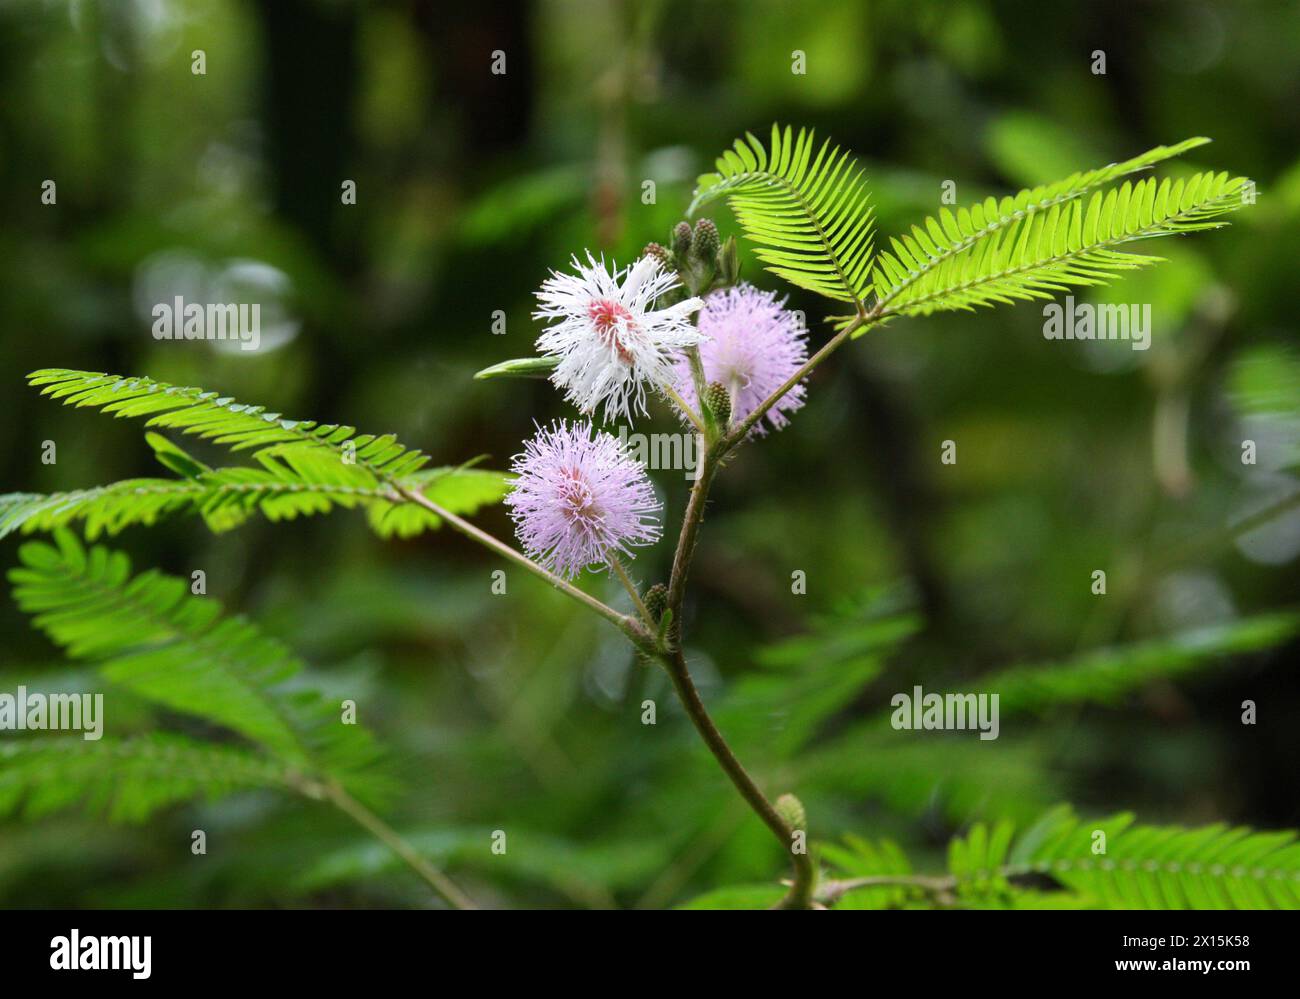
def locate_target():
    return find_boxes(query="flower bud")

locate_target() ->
[671,221,693,258]
[775,793,806,832]
[642,242,673,269]
[702,381,731,428]
[691,218,720,261]
[644,582,668,621]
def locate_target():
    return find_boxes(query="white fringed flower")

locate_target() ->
[534,253,705,423]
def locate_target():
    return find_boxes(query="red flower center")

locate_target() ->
[588,298,636,364]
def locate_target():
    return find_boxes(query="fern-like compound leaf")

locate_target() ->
[867,137,1213,321]
[6,370,512,542]
[26,368,430,480]
[0,735,292,823]
[0,464,508,541]
[1011,808,1300,909]
[8,532,393,803]
[821,808,1300,910]
[872,157,1250,321]
[0,473,386,540]
[691,124,875,310]
[0,373,512,543]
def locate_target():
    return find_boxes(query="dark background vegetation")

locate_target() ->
[1,0,1297,907]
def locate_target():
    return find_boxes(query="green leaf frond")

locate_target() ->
[690,131,1248,333]
[1001,808,1300,909]
[26,368,429,480]
[690,124,876,310]
[8,532,393,803]
[0,472,388,540]
[0,370,512,541]
[820,808,1300,910]
[870,145,1250,322]
[866,138,1210,318]
[0,735,293,823]
[979,610,1300,718]
[0,463,509,542]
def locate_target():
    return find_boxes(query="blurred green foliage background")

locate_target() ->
[1,0,1297,907]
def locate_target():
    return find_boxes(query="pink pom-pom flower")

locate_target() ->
[504,420,662,580]
[674,284,810,434]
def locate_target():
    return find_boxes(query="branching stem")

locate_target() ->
[719,312,875,451]
[610,556,656,630]
[402,307,889,909]
[653,312,891,907]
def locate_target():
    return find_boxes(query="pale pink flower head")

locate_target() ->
[534,253,705,424]
[674,284,810,434]
[504,420,662,580]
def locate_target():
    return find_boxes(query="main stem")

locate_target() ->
[661,645,815,908]
[654,310,885,909]
[661,440,816,908]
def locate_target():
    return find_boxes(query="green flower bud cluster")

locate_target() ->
[642,219,740,297]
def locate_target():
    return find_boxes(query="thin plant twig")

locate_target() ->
[720,313,872,451]
[817,873,959,908]
[400,487,649,648]
[610,556,656,629]
[322,780,477,911]
[663,382,706,433]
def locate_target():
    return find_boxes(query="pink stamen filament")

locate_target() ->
[588,299,637,364]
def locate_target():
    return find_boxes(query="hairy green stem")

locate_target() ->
[611,556,656,630]
[666,442,718,622]
[663,382,706,434]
